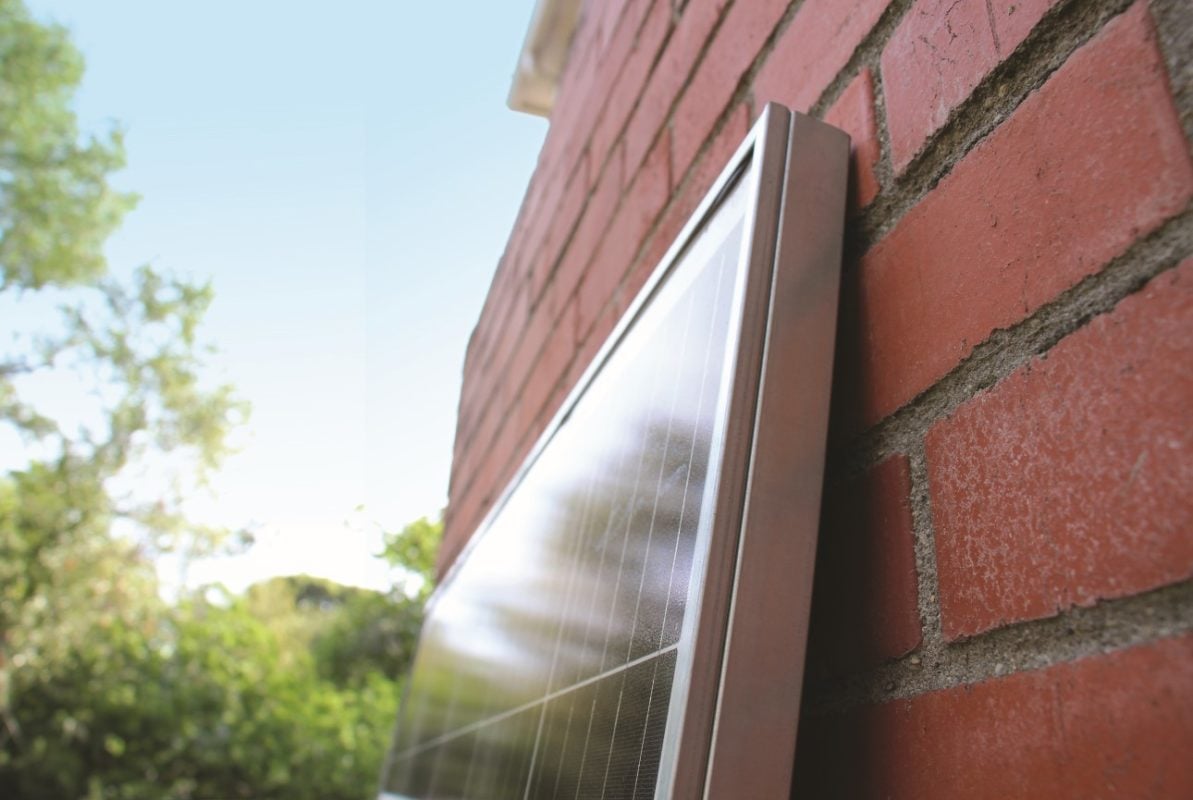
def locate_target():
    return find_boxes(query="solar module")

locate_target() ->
[380,106,848,799]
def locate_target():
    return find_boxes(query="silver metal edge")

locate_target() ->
[655,103,794,799]
[702,112,850,799]
[380,103,785,796]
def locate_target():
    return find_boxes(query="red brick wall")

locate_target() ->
[444,0,1193,793]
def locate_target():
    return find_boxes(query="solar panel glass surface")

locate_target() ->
[382,173,752,800]
[382,106,848,800]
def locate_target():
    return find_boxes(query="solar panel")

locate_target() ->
[379,106,848,800]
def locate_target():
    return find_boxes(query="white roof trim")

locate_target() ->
[508,0,582,117]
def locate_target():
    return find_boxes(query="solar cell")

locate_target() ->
[380,106,848,799]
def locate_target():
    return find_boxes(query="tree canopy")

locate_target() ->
[0,0,132,290]
[380,514,442,597]
[1,0,243,730]
[0,574,421,800]
[0,2,441,797]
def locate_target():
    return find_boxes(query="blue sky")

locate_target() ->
[19,0,547,589]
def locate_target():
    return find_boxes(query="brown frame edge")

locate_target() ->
[710,110,849,798]
[669,108,850,798]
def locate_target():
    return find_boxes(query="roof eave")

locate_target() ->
[507,0,581,118]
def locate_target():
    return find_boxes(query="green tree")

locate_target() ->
[1,0,243,707]
[0,0,244,794]
[379,514,443,598]
[310,583,424,686]
[0,0,132,290]
[0,2,440,796]
[0,585,402,800]
[241,573,426,686]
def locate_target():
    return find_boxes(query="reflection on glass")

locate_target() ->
[382,176,749,799]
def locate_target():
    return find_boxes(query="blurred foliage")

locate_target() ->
[0,1,443,797]
[380,515,442,598]
[243,573,426,687]
[0,0,133,290]
[0,579,407,800]
[1,0,246,694]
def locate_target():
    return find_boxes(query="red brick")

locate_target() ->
[464,301,498,383]
[459,299,528,450]
[468,263,523,378]
[629,121,672,232]
[520,143,560,247]
[576,130,671,341]
[624,0,728,179]
[993,0,1060,49]
[477,427,510,500]
[753,0,892,113]
[641,103,750,285]
[462,321,480,365]
[445,507,483,572]
[514,299,578,448]
[805,456,920,678]
[460,283,527,443]
[448,420,469,496]
[441,452,506,573]
[465,276,530,425]
[794,635,1193,798]
[561,26,598,110]
[460,388,503,469]
[455,280,527,450]
[533,155,590,302]
[823,68,881,211]
[621,247,662,321]
[927,259,1193,640]
[883,0,1059,173]
[529,380,572,456]
[588,0,652,114]
[576,234,625,345]
[686,100,749,199]
[591,0,671,173]
[547,247,588,337]
[550,38,602,184]
[449,442,483,516]
[854,3,1193,427]
[437,513,468,577]
[454,368,480,444]
[505,289,569,420]
[558,144,624,303]
[569,299,620,392]
[669,0,788,180]
[473,406,521,509]
[592,0,633,57]
[456,357,514,483]
[501,198,543,301]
